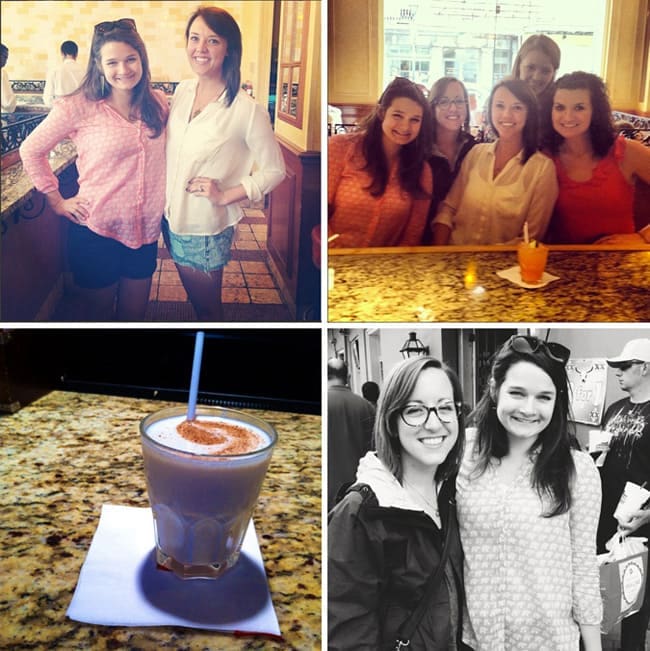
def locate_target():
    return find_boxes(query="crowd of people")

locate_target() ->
[328,336,650,651]
[13,7,285,321]
[327,34,650,247]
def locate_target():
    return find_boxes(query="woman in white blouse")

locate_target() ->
[432,79,558,245]
[164,6,285,320]
[457,335,602,651]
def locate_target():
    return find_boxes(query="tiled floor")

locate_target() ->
[145,205,292,321]
[52,205,294,322]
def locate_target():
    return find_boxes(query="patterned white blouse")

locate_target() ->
[457,433,603,651]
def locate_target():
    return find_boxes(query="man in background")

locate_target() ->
[327,358,376,512]
[597,338,650,651]
[361,380,380,407]
[1,43,16,113]
[43,40,84,107]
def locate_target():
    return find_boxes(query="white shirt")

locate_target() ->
[434,141,558,245]
[165,79,285,236]
[43,58,85,107]
[1,68,16,112]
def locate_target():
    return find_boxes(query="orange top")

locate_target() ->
[328,132,433,248]
[548,136,635,244]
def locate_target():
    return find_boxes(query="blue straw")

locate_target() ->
[187,331,205,421]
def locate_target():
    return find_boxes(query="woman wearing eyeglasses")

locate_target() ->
[328,77,434,248]
[457,335,602,651]
[431,78,557,245]
[423,77,476,244]
[20,18,168,320]
[163,6,285,320]
[328,356,470,650]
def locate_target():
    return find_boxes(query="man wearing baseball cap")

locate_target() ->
[597,338,650,651]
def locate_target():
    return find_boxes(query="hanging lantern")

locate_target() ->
[400,332,428,358]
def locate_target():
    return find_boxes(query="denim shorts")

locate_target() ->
[162,217,235,273]
[67,222,158,289]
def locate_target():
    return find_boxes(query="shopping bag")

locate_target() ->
[598,535,648,634]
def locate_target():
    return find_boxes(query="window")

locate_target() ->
[278,1,310,128]
[383,0,607,119]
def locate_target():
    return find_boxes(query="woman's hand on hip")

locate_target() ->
[186,176,226,206]
[49,195,90,222]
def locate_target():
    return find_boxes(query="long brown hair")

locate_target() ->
[76,20,166,138]
[359,77,433,198]
[470,337,578,517]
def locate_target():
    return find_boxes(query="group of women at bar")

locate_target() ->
[327,34,650,249]
[20,6,285,321]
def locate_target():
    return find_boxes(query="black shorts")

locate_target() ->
[68,223,158,289]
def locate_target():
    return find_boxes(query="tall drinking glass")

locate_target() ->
[140,405,277,580]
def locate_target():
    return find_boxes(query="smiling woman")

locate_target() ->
[432,78,558,245]
[327,76,434,248]
[162,5,285,321]
[19,17,168,321]
[458,334,603,651]
[328,356,468,650]
[544,71,650,245]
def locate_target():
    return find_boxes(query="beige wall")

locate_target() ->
[602,0,650,112]
[327,0,381,105]
[1,2,270,92]
[1,0,321,151]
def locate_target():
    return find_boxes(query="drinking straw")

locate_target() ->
[523,221,530,244]
[187,331,205,421]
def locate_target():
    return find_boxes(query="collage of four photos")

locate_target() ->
[1,0,650,649]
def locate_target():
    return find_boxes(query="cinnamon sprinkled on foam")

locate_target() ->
[177,419,264,454]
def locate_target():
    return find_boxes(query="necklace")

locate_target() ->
[403,478,440,519]
[190,84,225,120]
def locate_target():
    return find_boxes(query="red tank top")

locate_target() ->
[548,137,635,244]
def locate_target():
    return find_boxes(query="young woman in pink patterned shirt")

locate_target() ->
[328,77,434,248]
[457,335,603,651]
[21,19,168,320]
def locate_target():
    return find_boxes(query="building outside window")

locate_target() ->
[383,0,607,119]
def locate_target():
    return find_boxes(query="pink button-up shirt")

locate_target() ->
[20,90,168,249]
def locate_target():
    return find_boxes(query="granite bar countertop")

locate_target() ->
[328,245,650,322]
[1,139,77,220]
[0,391,321,650]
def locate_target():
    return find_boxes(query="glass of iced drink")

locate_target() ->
[517,241,549,284]
[140,405,277,580]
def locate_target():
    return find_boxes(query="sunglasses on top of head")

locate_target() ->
[94,18,137,35]
[507,335,571,366]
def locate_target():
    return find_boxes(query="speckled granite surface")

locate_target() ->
[1,139,77,220]
[328,247,650,322]
[0,391,321,650]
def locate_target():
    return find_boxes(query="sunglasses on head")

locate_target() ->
[507,335,570,365]
[94,18,137,34]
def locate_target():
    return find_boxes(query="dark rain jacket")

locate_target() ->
[328,452,465,650]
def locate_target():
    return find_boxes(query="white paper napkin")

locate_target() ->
[66,504,281,638]
[496,265,560,289]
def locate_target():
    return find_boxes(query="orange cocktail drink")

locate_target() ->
[517,241,548,284]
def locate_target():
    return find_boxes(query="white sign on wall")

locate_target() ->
[566,358,608,426]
